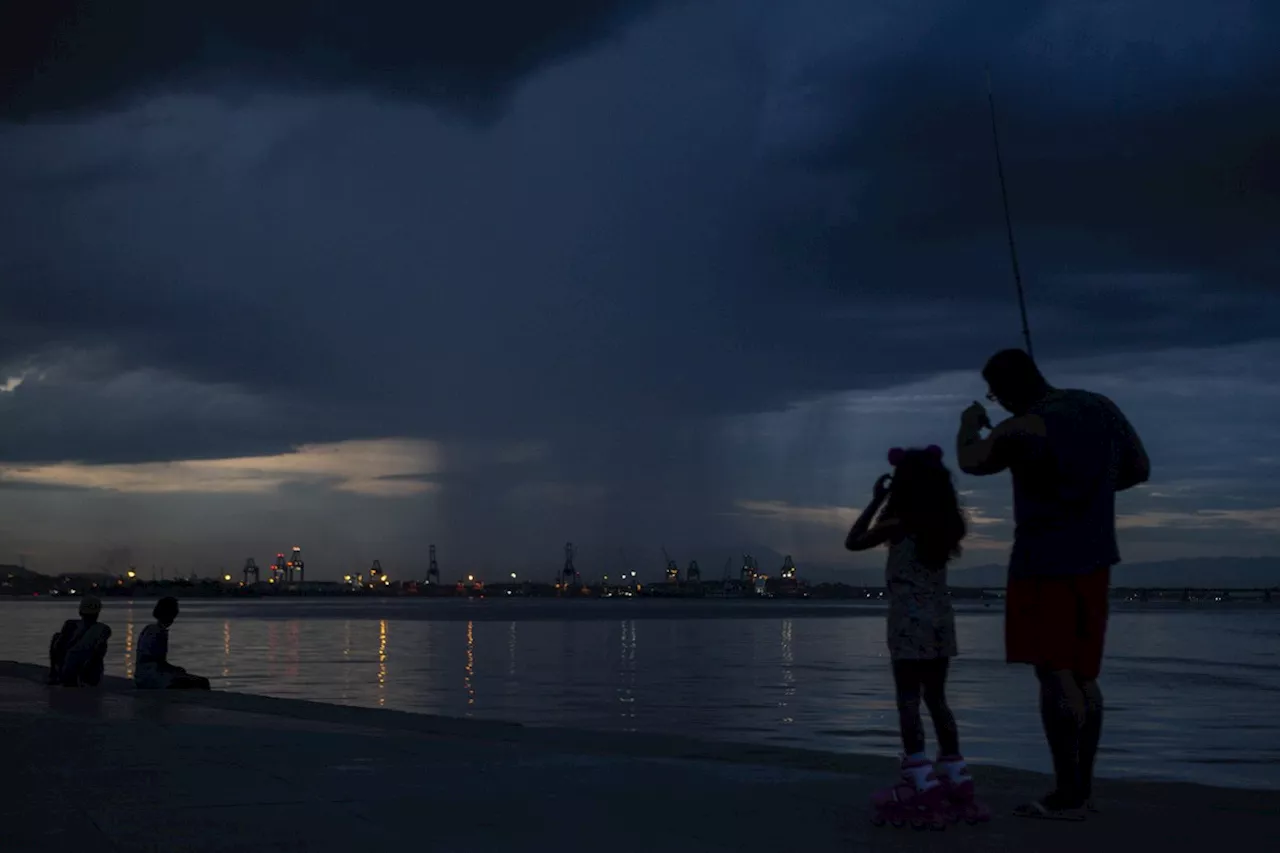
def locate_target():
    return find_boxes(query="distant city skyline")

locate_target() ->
[8,543,1280,591]
[3,2,1278,578]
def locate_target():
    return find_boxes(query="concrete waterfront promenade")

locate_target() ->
[3,662,1277,852]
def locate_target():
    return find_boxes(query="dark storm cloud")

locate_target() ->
[764,0,1280,366]
[2,0,1279,492]
[0,1,771,466]
[1,0,674,121]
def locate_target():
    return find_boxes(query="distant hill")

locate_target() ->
[1,564,119,594]
[1,564,115,582]
[0,564,37,578]
[945,557,1280,588]
[1114,557,1280,588]
[798,556,1280,588]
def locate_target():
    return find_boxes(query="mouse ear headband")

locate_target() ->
[887,445,944,467]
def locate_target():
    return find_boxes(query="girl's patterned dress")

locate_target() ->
[885,534,958,660]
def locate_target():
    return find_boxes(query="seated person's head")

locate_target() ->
[79,595,102,624]
[154,596,180,627]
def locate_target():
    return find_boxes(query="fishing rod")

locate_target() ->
[985,65,1034,359]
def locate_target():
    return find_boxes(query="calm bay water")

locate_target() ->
[4,597,1278,789]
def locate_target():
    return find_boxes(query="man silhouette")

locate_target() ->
[956,349,1149,820]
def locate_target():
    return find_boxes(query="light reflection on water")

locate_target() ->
[122,603,135,681]
[507,621,517,679]
[378,619,388,707]
[463,620,474,712]
[618,619,637,732]
[779,618,795,727]
[222,619,231,680]
[341,620,352,702]
[2,599,1277,789]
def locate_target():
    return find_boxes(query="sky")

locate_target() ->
[2,0,1278,582]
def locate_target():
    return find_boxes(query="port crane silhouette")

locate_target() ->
[561,542,580,588]
[427,544,440,585]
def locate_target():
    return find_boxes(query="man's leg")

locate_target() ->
[1077,677,1104,803]
[1037,667,1085,802]
[1010,574,1087,818]
[1073,566,1110,805]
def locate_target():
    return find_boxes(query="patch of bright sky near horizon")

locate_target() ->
[5,341,1280,576]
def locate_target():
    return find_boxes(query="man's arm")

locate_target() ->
[956,420,1003,476]
[957,414,1044,476]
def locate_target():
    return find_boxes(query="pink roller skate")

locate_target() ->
[869,756,949,830]
[934,754,991,825]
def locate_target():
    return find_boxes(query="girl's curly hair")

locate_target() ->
[883,446,967,568]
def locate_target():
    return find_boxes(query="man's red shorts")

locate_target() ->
[1005,566,1110,680]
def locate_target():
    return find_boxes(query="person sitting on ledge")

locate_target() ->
[48,594,112,687]
[134,596,211,690]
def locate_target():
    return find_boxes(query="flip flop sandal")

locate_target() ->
[1013,799,1087,821]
